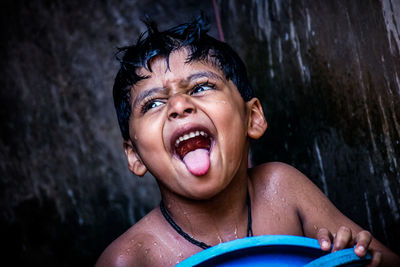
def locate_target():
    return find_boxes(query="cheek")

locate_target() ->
[209,99,248,150]
[131,118,163,153]
[215,99,247,133]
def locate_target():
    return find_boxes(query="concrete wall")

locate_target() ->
[219,0,400,252]
[0,1,216,265]
[0,0,398,265]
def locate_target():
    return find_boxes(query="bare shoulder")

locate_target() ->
[247,162,310,236]
[249,161,332,211]
[95,208,170,267]
[249,162,353,234]
[249,162,312,193]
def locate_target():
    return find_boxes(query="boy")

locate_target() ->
[96,16,400,266]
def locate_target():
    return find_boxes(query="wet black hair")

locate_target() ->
[113,14,254,140]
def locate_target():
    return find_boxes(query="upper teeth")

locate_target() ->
[175,131,208,147]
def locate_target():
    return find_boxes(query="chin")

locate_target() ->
[183,179,228,201]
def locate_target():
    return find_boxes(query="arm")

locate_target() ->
[95,236,144,267]
[95,228,163,267]
[276,163,400,266]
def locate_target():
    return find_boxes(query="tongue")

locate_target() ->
[182,148,210,176]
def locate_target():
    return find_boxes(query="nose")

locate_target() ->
[167,94,196,120]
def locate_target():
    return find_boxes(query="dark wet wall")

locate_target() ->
[219,0,400,252]
[0,0,398,265]
[0,1,217,265]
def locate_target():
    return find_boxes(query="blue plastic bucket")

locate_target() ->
[176,235,371,266]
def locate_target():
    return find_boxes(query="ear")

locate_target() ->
[123,140,147,176]
[246,98,267,139]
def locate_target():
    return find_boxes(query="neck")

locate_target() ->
[159,169,252,246]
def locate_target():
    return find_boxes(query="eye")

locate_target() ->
[141,99,165,114]
[191,82,215,95]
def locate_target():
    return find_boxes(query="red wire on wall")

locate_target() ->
[212,0,225,42]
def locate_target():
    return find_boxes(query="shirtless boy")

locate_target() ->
[96,16,400,266]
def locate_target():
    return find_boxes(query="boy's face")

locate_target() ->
[124,49,265,200]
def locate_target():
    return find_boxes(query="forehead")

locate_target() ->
[134,49,225,88]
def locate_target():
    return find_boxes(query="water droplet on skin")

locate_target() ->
[153,242,158,246]
[144,248,150,254]
[178,252,183,258]
[137,242,143,247]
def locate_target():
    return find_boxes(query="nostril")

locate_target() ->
[184,108,193,114]
[168,102,195,120]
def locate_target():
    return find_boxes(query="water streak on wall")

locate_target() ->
[1,0,399,265]
[219,0,400,252]
[0,1,216,265]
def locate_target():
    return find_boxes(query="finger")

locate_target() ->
[366,250,382,267]
[354,230,372,257]
[317,228,333,251]
[332,226,353,252]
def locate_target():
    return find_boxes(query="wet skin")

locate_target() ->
[124,49,252,201]
[96,49,400,266]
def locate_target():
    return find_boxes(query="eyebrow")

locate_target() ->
[186,71,224,83]
[131,71,224,109]
[132,86,165,110]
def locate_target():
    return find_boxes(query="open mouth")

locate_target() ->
[175,130,211,159]
[172,128,213,176]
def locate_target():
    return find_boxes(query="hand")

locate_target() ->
[317,226,382,266]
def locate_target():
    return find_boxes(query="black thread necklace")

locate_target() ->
[159,192,253,250]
